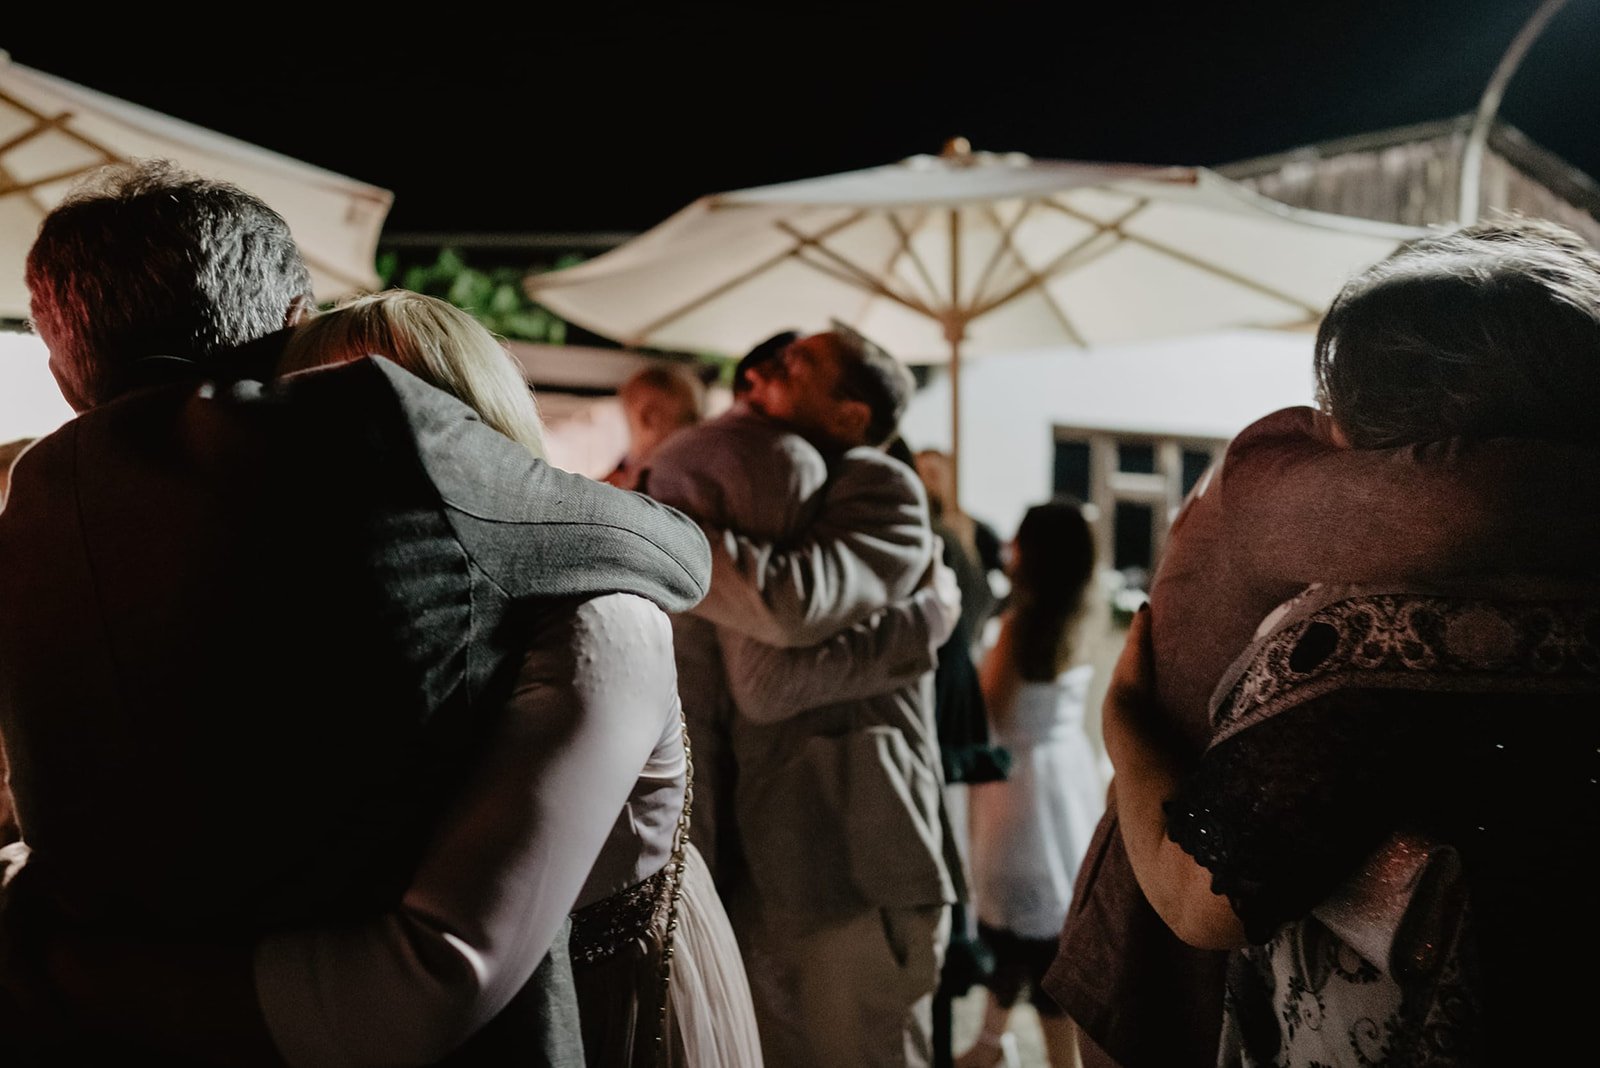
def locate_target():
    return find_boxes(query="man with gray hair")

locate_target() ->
[645,323,966,1068]
[0,159,711,1064]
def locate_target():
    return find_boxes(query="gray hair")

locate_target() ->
[25,158,313,410]
[1314,214,1600,448]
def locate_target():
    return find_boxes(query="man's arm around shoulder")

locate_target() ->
[695,446,934,647]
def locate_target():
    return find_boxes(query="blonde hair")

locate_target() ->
[281,290,546,459]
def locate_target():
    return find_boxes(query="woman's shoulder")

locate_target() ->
[1032,663,1094,697]
[1014,664,1093,707]
[569,591,674,639]
[524,592,676,666]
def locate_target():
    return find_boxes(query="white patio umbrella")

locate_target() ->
[527,140,1424,501]
[0,51,393,320]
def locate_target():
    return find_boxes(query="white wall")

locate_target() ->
[0,330,73,444]
[898,328,1318,539]
[901,328,1321,766]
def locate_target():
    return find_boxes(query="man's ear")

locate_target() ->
[283,295,315,329]
[639,398,668,433]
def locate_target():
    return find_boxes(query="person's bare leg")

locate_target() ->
[953,993,1015,1068]
[1038,1012,1083,1068]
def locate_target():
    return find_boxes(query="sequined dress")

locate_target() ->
[566,633,764,1068]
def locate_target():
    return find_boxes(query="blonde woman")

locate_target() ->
[279,290,547,458]
[280,290,763,1067]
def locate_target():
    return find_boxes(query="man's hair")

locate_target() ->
[1010,495,1097,680]
[280,290,547,459]
[734,329,800,397]
[25,158,314,410]
[1313,214,1600,448]
[827,321,914,446]
[618,365,704,427]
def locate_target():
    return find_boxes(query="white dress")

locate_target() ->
[969,664,1106,940]
[254,593,762,1067]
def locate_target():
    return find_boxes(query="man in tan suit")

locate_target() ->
[645,325,963,1068]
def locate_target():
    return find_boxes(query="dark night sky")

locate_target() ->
[5,1,1598,237]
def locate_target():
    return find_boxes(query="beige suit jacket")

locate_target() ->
[644,405,961,918]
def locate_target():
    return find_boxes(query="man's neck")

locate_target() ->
[121,327,297,397]
[738,399,857,455]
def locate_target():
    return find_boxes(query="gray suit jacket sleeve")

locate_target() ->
[365,357,711,612]
[693,448,935,647]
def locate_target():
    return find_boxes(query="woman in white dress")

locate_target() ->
[959,498,1105,1068]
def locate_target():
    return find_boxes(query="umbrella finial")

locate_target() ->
[941,136,974,163]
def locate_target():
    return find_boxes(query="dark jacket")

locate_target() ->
[0,356,710,1064]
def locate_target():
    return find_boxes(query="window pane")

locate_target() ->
[1181,448,1214,497]
[1113,500,1154,576]
[1053,439,1090,502]
[1118,442,1155,474]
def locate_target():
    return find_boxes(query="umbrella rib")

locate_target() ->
[963,200,1145,321]
[1257,311,1323,330]
[1012,243,1089,345]
[789,248,941,322]
[776,220,942,321]
[0,162,112,198]
[1045,200,1323,317]
[0,100,375,298]
[0,97,118,201]
[619,212,873,344]
[963,200,1087,345]
[0,105,72,157]
[884,210,945,312]
[1122,230,1322,316]
[0,89,123,168]
[0,158,55,219]
[967,200,1035,312]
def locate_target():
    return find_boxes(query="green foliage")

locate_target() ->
[697,352,740,387]
[370,248,727,386]
[374,248,573,344]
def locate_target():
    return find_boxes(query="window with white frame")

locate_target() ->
[1051,427,1228,592]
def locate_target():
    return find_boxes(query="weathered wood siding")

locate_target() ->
[1220,118,1600,248]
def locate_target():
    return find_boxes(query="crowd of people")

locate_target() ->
[0,156,1595,1068]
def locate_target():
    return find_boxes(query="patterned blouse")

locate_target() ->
[1165,583,1600,1067]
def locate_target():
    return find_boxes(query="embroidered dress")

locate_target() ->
[570,703,764,1068]
[1165,583,1600,1067]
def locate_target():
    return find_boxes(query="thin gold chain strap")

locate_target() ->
[653,706,693,1067]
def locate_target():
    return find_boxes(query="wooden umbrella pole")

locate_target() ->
[949,334,962,512]
[948,206,964,513]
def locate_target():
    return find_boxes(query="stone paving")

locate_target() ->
[950,985,1049,1067]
